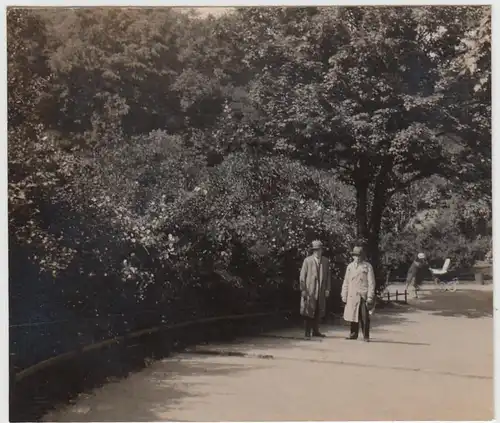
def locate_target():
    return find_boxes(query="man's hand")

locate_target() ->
[341,297,347,303]
[325,290,330,298]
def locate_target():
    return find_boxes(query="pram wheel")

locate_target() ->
[436,279,447,291]
[434,277,445,291]
[448,278,458,292]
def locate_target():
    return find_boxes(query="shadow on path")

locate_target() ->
[364,339,430,346]
[185,289,492,358]
[44,358,263,422]
[11,313,294,422]
[407,289,493,318]
[188,309,421,357]
[17,289,492,421]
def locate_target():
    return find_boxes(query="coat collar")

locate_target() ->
[351,260,368,269]
[310,254,324,262]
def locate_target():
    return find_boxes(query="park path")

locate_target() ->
[43,285,493,421]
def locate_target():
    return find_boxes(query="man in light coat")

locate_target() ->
[299,240,331,339]
[341,246,375,342]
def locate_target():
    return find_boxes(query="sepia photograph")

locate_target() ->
[8,4,492,421]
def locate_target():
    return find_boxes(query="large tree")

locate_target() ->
[7,8,66,257]
[210,6,490,283]
[436,6,491,199]
[37,8,234,139]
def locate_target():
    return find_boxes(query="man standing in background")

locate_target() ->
[405,252,430,298]
[341,245,375,342]
[299,240,331,339]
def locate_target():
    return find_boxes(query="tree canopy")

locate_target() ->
[207,6,491,273]
[8,6,491,364]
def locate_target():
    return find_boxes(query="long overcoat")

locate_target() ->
[406,260,430,287]
[341,260,375,322]
[299,255,331,318]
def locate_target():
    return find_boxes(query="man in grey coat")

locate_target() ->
[299,240,331,339]
[405,252,430,298]
[341,246,375,342]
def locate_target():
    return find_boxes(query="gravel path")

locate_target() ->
[43,287,493,421]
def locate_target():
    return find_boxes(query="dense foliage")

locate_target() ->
[8,6,490,365]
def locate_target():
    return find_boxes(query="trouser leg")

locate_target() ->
[406,277,415,295]
[411,278,419,298]
[305,318,312,337]
[359,298,370,340]
[349,321,359,338]
[414,281,420,298]
[405,277,412,291]
[349,299,365,339]
[313,299,321,334]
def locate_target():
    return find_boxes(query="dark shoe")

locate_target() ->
[346,335,358,340]
[363,338,370,342]
[312,332,326,338]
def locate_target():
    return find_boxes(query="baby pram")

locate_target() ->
[429,258,458,292]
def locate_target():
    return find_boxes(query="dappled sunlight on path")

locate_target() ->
[44,289,493,421]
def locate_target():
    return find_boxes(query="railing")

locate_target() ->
[9,297,297,372]
[10,306,206,374]
[10,304,298,422]
[378,289,408,304]
[13,307,294,382]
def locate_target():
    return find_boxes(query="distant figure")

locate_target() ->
[405,252,430,298]
[485,249,492,263]
[341,246,375,342]
[299,240,331,339]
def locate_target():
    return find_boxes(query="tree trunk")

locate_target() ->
[367,215,382,290]
[367,162,392,290]
[354,161,393,291]
[355,179,369,242]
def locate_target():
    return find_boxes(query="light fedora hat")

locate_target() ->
[352,246,364,256]
[311,240,324,250]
